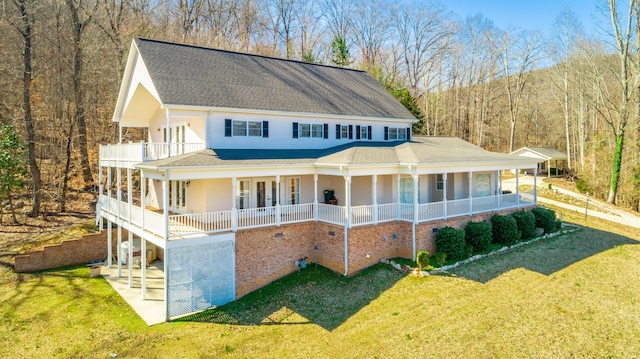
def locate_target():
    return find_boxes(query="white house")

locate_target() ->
[98,38,541,321]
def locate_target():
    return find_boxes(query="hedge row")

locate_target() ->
[433,207,559,262]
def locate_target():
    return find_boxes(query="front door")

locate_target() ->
[256,180,277,208]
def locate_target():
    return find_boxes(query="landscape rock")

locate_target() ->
[535,228,544,236]
[380,258,389,264]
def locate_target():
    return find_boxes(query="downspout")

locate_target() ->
[341,166,350,276]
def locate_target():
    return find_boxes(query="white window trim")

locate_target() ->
[299,123,323,138]
[388,127,407,140]
[360,126,368,139]
[232,120,262,137]
[436,174,444,191]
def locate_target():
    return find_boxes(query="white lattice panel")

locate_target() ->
[167,240,235,318]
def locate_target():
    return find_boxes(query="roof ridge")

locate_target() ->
[135,37,367,74]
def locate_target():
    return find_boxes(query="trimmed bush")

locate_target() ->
[531,207,557,234]
[435,226,466,261]
[556,219,563,231]
[416,250,430,271]
[491,213,519,245]
[435,252,447,266]
[511,210,537,240]
[464,221,492,252]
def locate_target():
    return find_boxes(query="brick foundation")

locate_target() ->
[235,222,315,298]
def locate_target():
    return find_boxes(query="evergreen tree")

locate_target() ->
[331,35,351,67]
[0,126,29,223]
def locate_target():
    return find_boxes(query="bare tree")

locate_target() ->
[9,0,42,216]
[550,7,584,171]
[351,0,391,68]
[491,28,543,153]
[65,0,96,188]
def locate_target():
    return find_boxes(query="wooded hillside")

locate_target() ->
[0,0,638,219]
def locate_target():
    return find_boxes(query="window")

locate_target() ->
[385,126,409,140]
[400,177,419,204]
[299,123,323,138]
[341,125,349,139]
[475,173,491,197]
[360,126,368,139]
[236,180,250,209]
[436,174,445,191]
[232,120,262,137]
[287,178,300,205]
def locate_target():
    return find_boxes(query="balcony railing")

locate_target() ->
[99,193,536,239]
[99,141,206,166]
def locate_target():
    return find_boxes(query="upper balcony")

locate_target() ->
[99,142,206,168]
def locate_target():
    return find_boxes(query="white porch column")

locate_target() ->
[117,168,122,278]
[166,109,171,157]
[313,174,318,221]
[141,238,147,300]
[533,167,538,204]
[106,166,112,267]
[98,166,103,230]
[496,170,502,210]
[164,247,169,321]
[412,171,418,261]
[231,177,237,232]
[127,168,132,222]
[443,173,448,220]
[516,170,520,207]
[163,175,170,239]
[141,174,146,232]
[345,175,352,228]
[396,174,401,219]
[372,174,378,225]
[468,171,473,215]
[128,231,133,287]
[276,175,281,227]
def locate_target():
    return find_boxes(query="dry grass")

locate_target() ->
[1,205,640,358]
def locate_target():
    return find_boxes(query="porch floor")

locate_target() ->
[101,260,166,325]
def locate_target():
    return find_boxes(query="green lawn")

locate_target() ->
[1,211,640,358]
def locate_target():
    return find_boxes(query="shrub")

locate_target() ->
[464,221,492,252]
[465,245,474,258]
[491,213,519,245]
[576,177,591,193]
[531,207,557,234]
[416,250,430,271]
[435,226,466,261]
[556,219,563,231]
[511,210,537,240]
[435,252,447,266]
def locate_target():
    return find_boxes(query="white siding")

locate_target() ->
[208,178,233,212]
[351,176,372,206]
[207,111,413,150]
[125,53,160,111]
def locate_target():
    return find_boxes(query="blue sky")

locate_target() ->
[445,0,602,35]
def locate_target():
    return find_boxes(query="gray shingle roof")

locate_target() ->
[139,137,538,169]
[134,38,416,120]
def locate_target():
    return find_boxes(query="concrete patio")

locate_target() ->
[101,260,166,325]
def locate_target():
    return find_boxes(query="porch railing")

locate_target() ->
[99,141,206,166]
[100,193,536,238]
[317,203,346,225]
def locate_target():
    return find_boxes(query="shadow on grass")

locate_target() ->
[176,264,405,331]
[451,226,638,283]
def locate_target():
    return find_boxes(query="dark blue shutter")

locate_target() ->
[407,127,411,141]
[292,122,298,138]
[324,124,329,139]
[368,126,372,140]
[225,119,232,137]
[336,124,341,139]
[263,121,269,138]
[348,125,353,139]
[356,125,361,140]
[384,126,389,140]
